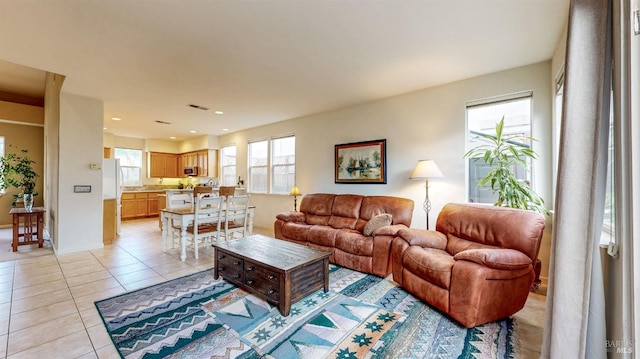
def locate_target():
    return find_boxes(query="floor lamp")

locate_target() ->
[410,159,444,230]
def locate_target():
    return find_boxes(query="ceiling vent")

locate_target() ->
[155,120,171,125]
[188,104,209,111]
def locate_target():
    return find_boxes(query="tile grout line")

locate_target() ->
[56,251,107,358]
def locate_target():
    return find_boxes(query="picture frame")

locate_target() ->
[335,139,387,184]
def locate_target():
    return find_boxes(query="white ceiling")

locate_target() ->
[0,0,569,141]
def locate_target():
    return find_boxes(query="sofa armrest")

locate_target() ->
[275,211,306,223]
[371,224,408,237]
[453,248,532,270]
[397,228,447,250]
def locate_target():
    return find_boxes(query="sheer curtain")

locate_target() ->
[542,0,610,357]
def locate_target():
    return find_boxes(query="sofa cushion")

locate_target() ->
[436,203,545,260]
[454,248,532,270]
[300,194,335,226]
[446,234,496,256]
[308,226,339,247]
[358,196,415,228]
[328,194,363,229]
[335,229,373,257]
[363,213,392,236]
[403,246,455,290]
[281,222,311,241]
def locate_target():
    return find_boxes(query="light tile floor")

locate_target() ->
[0,218,546,358]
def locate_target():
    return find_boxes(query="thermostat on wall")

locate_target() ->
[74,185,92,193]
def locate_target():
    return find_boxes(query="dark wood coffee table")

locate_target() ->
[212,234,331,316]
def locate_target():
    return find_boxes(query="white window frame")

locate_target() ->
[247,135,296,194]
[219,145,237,186]
[248,140,269,193]
[466,91,533,204]
[114,147,142,187]
[271,135,296,194]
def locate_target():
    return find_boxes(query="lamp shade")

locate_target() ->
[410,160,444,179]
[289,186,301,196]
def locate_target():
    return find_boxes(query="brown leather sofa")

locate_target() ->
[391,203,545,328]
[274,193,414,277]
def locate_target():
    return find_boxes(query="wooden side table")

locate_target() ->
[10,207,46,252]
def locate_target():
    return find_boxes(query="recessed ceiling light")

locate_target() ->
[215,111,224,115]
[188,104,209,111]
[190,130,197,133]
[222,128,229,132]
[169,136,176,140]
[111,117,121,121]
[103,127,107,130]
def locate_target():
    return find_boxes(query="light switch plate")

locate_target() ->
[74,185,92,193]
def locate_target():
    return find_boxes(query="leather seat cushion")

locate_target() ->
[335,230,373,257]
[308,226,339,247]
[281,222,311,241]
[403,246,455,290]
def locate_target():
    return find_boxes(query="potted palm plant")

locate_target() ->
[465,117,549,290]
[464,116,549,215]
[0,147,39,210]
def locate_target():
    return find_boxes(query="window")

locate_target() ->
[271,136,296,194]
[219,145,237,186]
[247,135,296,194]
[248,140,268,193]
[466,92,533,203]
[603,90,615,241]
[114,148,142,186]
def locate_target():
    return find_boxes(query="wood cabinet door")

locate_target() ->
[208,149,218,178]
[147,191,162,215]
[121,200,136,219]
[148,198,159,215]
[165,154,179,177]
[135,199,148,216]
[149,152,165,178]
[197,150,208,176]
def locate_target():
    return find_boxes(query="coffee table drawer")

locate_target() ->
[245,262,280,285]
[219,266,244,283]
[218,252,244,268]
[245,274,279,301]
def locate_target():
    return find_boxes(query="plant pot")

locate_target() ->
[23,193,33,211]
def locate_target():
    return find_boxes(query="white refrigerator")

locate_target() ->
[103,158,123,234]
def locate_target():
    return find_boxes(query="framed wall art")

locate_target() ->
[335,139,387,184]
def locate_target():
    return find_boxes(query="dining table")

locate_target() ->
[160,205,255,261]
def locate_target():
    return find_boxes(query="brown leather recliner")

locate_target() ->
[391,203,545,328]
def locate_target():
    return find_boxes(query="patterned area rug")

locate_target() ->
[95,265,519,358]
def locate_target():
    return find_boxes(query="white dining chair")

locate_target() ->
[219,195,250,241]
[165,192,194,247]
[185,194,223,259]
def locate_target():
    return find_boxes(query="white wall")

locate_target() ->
[55,92,104,254]
[221,61,553,230]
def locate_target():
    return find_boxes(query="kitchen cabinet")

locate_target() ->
[180,152,198,170]
[177,150,218,177]
[103,199,117,244]
[134,193,148,217]
[121,193,136,219]
[122,191,165,219]
[147,191,163,215]
[148,152,179,178]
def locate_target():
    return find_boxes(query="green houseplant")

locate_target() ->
[464,117,549,216]
[0,147,39,209]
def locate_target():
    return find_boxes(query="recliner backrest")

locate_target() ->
[299,193,335,226]
[436,203,545,261]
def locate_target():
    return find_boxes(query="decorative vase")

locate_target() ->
[23,193,33,211]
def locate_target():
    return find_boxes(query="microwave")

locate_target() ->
[184,166,199,176]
